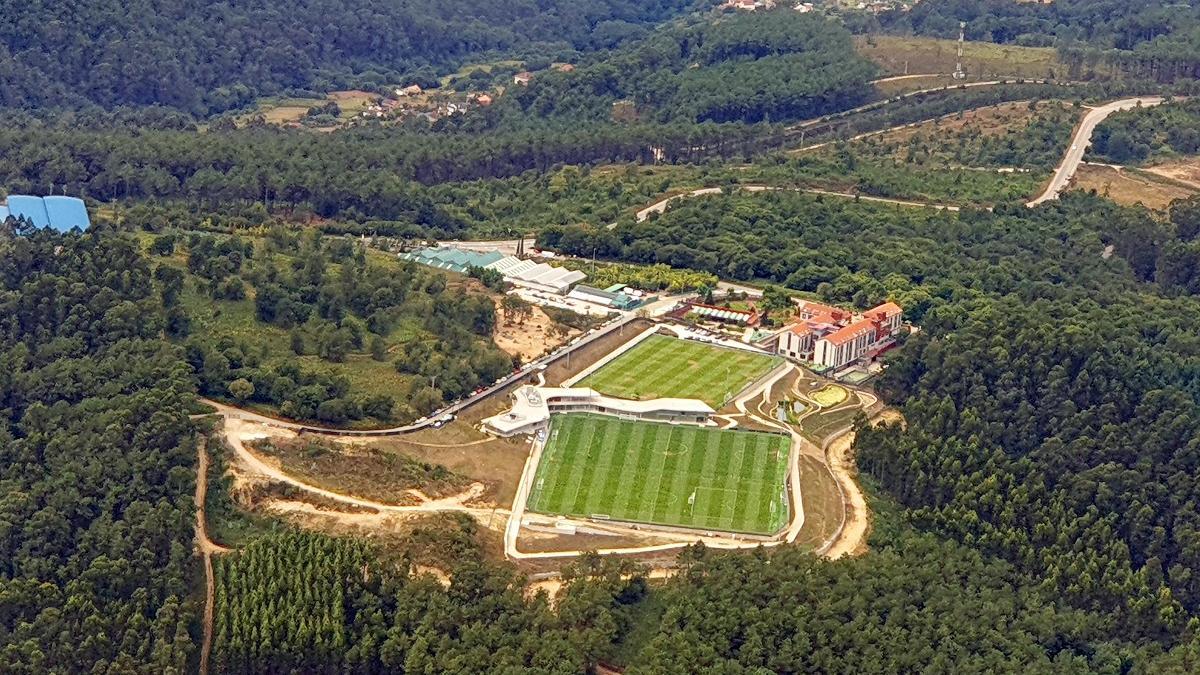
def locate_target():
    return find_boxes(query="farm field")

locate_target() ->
[578,334,780,408]
[527,414,791,535]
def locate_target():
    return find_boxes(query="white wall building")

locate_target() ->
[483,385,715,437]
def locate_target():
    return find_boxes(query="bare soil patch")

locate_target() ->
[515,531,677,554]
[493,301,579,363]
[793,454,846,550]
[542,318,656,386]
[368,434,530,506]
[1071,164,1196,210]
[861,101,1047,148]
[823,430,869,559]
[1143,158,1200,190]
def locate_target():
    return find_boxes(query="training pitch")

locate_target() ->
[526,414,791,535]
[578,334,780,408]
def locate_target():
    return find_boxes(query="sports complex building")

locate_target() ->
[484,385,714,436]
[401,246,586,295]
[1,195,92,232]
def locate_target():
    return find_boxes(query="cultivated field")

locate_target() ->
[527,414,791,535]
[578,334,780,408]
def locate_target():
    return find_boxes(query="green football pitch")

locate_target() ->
[526,414,792,535]
[578,334,780,408]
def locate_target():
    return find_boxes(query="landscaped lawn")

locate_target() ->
[526,414,791,535]
[811,385,849,408]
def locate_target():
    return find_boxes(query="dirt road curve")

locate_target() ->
[223,418,498,519]
[635,185,959,224]
[1026,96,1164,206]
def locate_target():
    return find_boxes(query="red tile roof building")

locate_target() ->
[773,299,905,370]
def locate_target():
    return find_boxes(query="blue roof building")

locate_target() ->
[3,195,91,232]
[43,197,91,231]
[7,196,51,229]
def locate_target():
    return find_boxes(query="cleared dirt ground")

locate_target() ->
[793,454,846,550]
[1143,158,1200,191]
[367,434,531,506]
[854,100,1061,148]
[493,302,579,363]
[1071,164,1197,210]
[543,319,656,386]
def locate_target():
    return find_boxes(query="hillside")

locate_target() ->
[0,0,702,114]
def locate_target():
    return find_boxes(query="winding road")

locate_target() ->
[1026,96,1165,206]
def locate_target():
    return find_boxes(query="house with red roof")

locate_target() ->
[768,299,905,370]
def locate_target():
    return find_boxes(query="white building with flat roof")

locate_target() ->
[483,385,715,436]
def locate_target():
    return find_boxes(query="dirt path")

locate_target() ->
[821,430,869,559]
[631,185,959,225]
[193,438,229,675]
[223,418,500,521]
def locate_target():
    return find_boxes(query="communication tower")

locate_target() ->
[953,22,967,80]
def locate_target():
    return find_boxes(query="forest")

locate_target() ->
[13,178,1200,673]
[490,12,877,125]
[1090,98,1200,164]
[0,230,199,672]
[0,0,703,114]
[541,190,1145,317]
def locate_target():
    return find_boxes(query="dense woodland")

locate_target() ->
[0,231,198,672]
[488,12,877,125]
[541,191,1141,316]
[0,0,703,114]
[1090,98,1200,164]
[12,1,1200,672]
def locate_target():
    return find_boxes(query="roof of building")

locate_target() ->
[867,301,903,317]
[482,385,714,434]
[795,299,846,320]
[820,319,876,346]
[401,247,508,273]
[7,195,51,229]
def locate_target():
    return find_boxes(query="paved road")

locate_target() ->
[1026,96,1165,206]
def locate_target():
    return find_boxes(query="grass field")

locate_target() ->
[856,36,1064,80]
[526,414,791,535]
[811,385,849,408]
[578,334,780,408]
